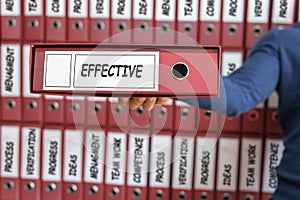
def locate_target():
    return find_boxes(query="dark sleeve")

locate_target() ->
[183,29,281,117]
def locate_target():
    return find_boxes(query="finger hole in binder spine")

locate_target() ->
[92,104,102,114]
[48,102,59,111]
[29,20,39,28]
[117,22,127,32]
[206,24,215,35]
[46,183,56,192]
[6,100,16,109]
[159,107,167,118]
[171,62,190,81]
[139,22,149,31]
[88,185,99,195]
[155,189,164,199]
[244,194,254,200]
[132,188,142,199]
[51,20,62,29]
[252,25,263,36]
[160,23,170,33]
[94,21,105,30]
[4,181,14,190]
[178,191,186,200]
[183,24,192,34]
[115,105,123,114]
[73,21,83,30]
[69,103,80,112]
[110,187,120,196]
[25,182,35,191]
[204,110,212,118]
[67,184,78,194]
[228,24,238,35]
[181,108,189,120]
[247,110,259,122]
[27,101,38,110]
[7,18,16,27]
[272,111,279,122]
[200,192,208,200]
[223,193,232,200]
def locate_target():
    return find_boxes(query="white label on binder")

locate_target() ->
[106,132,127,185]
[63,129,83,182]
[42,129,62,182]
[247,0,270,23]
[200,0,221,22]
[194,137,217,190]
[239,138,262,191]
[23,45,41,98]
[272,0,295,24]
[112,0,132,19]
[127,133,149,186]
[68,0,88,18]
[87,97,107,102]
[222,0,245,23]
[133,0,153,20]
[149,134,172,188]
[43,51,159,92]
[172,136,194,189]
[25,0,43,16]
[262,138,285,193]
[178,0,199,22]
[217,137,239,191]
[1,44,21,97]
[45,95,64,100]
[21,127,41,179]
[1,126,20,178]
[90,0,110,18]
[46,0,66,17]
[1,0,20,16]
[155,0,176,21]
[84,130,105,183]
[222,51,243,76]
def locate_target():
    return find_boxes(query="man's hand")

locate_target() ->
[118,97,170,111]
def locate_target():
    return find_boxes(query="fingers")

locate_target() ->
[129,97,147,110]
[156,97,170,105]
[118,97,170,111]
[118,97,130,106]
[142,97,157,111]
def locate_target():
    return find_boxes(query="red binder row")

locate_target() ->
[0,0,299,47]
[0,114,284,200]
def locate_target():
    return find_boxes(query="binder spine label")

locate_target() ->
[1,126,20,178]
[87,97,107,102]
[21,127,41,180]
[46,0,66,17]
[25,0,43,16]
[105,132,127,185]
[63,130,83,182]
[43,51,159,92]
[217,137,239,191]
[90,0,109,18]
[1,0,20,16]
[155,0,176,21]
[127,133,149,186]
[42,129,62,182]
[221,51,243,76]
[222,0,245,23]
[23,45,41,98]
[200,0,221,22]
[149,135,172,188]
[178,0,199,22]
[239,138,262,191]
[1,44,21,97]
[172,136,194,189]
[262,139,285,193]
[247,0,270,23]
[272,0,295,24]
[68,0,88,18]
[112,0,132,19]
[194,137,217,190]
[84,130,105,183]
[133,0,153,20]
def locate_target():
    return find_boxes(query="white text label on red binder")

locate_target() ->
[25,0,43,16]
[178,0,199,22]
[46,0,66,17]
[172,136,195,189]
[84,130,105,184]
[272,0,295,24]
[21,127,41,180]
[247,0,270,23]
[127,133,149,186]
[149,135,172,188]
[262,139,285,193]
[221,51,243,76]
[112,0,132,19]
[133,0,153,20]
[1,44,21,97]
[239,138,262,191]
[43,51,159,92]
[1,126,20,178]
[68,0,88,18]
[106,132,127,185]
[222,0,245,23]
[63,130,83,182]
[194,137,217,190]
[90,0,110,18]
[42,129,62,182]
[1,0,20,15]
[155,0,176,21]
[200,0,221,22]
